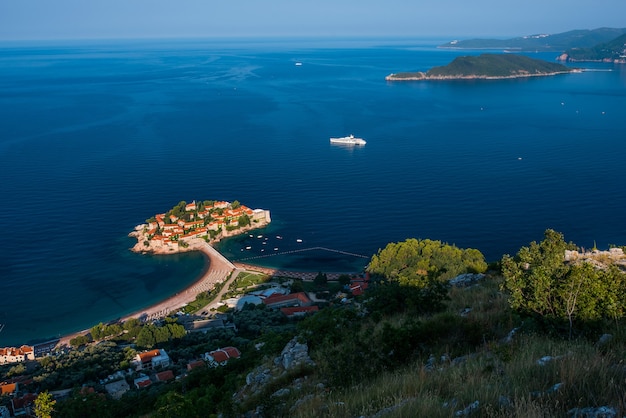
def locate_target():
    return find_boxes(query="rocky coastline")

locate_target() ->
[385,69,580,81]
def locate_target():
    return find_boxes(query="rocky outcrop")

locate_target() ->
[275,338,316,370]
[449,273,485,287]
[237,337,316,404]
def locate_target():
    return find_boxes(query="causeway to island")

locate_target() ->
[116,200,271,332]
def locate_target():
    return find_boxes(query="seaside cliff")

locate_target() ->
[129,200,271,255]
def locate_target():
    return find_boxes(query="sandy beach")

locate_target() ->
[57,239,235,347]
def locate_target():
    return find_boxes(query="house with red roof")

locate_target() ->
[0,345,35,365]
[0,383,17,396]
[204,346,241,367]
[134,375,152,389]
[8,393,37,417]
[280,305,319,318]
[132,349,170,371]
[155,370,175,382]
[185,201,197,211]
[348,272,370,296]
[262,292,312,310]
[187,359,206,371]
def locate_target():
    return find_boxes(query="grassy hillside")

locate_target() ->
[3,236,626,417]
[285,277,626,418]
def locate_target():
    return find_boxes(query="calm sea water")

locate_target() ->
[1,37,625,346]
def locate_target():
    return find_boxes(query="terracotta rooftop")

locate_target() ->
[280,306,319,317]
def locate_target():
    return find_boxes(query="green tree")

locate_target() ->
[136,326,156,348]
[337,274,351,286]
[290,279,304,293]
[69,334,91,348]
[501,229,571,318]
[501,229,626,335]
[155,391,195,418]
[314,272,328,287]
[368,238,487,287]
[238,214,251,227]
[34,391,56,418]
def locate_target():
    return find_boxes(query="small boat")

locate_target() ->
[330,134,366,145]
[276,236,283,239]
[245,246,252,250]
[295,62,302,66]
[296,239,303,243]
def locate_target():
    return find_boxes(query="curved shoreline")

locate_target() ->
[58,240,235,347]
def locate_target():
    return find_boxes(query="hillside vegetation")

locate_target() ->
[387,54,574,80]
[439,27,626,51]
[562,33,626,62]
[3,232,626,417]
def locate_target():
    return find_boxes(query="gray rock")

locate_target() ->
[449,273,485,288]
[455,400,479,416]
[568,406,617,418]
[501,327,520,344]
[597,334,613,346]
[271,388,290,398]
[424,354,436,371]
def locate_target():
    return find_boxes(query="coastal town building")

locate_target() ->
[155,370,175,382]
[133,200,271,252]
[187,359,206,371]
[0,383,18,396]
[134,375,152,389]
[0,345,35,365]
[104,380,130,400]
[280,305,320,317]
[262,292,312,310]
[132,349,170,371]
[204,346,241,367]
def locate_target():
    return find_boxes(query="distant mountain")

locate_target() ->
[439,27,626,51]
[386,53,576,81]
[559,33,626,63]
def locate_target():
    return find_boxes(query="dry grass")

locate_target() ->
[283,275,626,417]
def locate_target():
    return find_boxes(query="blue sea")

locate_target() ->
[1,37,625,346]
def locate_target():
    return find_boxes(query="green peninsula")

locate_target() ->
[386,53,577,81]
[559,33,626,63]
[438,27,626,51]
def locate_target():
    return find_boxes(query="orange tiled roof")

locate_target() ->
[138,349,161,363]
[263,292,311,307]
[156,370,175,381]
[0,383,17,395]
[211,350,229,363]
[222,346,241,359]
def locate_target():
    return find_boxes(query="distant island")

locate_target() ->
[386,53,577,81]
[438,27,626,52]
[129,200,271,254]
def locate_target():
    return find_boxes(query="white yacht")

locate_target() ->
[330,134,366,145]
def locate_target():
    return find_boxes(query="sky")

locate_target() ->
[1,0,625,41]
